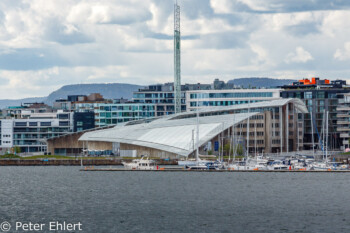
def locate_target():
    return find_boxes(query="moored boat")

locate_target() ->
[122,157,158,170]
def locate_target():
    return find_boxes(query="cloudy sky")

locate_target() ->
[1,0,350,99]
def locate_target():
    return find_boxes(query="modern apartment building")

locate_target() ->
[53,93,111,112]
[186,89,282,111]
[53,93,157,127]
[2,103,53,119]
[132,83,187,116]
[73,112,95,132]
[280,77,350,150]
[94,103,156,127]
[0,111,74,153]
[132,80,235,116]
[336,93,350,150]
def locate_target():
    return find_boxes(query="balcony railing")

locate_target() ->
[337,114,350,118]
[337,127,350,131]
[337,121,350,125]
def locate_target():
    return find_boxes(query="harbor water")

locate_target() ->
[1,166,350,232]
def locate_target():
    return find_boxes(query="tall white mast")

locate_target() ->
[174,1,181,114]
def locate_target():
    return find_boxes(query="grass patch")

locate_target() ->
[20,155,112,160]
[21,155,72,160]
[0,154,21,159]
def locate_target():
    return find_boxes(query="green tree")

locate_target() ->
[13,146,21,155]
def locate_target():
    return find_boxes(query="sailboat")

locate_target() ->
[178,105,212,168]
[186,103,223,170]
[178,129,210,167]
[308,111,331,171]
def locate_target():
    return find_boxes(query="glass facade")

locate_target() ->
[95,103,156,127]
[190,100,265,107]
[281,88,350,150]
[190,92,274,99]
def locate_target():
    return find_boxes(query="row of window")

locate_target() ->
[284,91,338,99]
[99,105,156,111]
[190,92,274,99]
[240,132,264,136]
[248,140,264,144]
[133,93,186,99]
[98,112,155,118]
[12,122,71,127]
[272,140,281,144]
[251,115,264,120]
[190,100,264,107]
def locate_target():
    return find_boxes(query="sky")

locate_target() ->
[1,0,350,99]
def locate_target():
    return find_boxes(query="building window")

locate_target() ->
[317,92,325,99]
[305,92,312,99]
[29,122,38,126]
[59,121,69,126]
[58,114,69,119]
[328,93,337,99]
[40,122,51,127]
[15,122,27,127]
[272,140,281,144]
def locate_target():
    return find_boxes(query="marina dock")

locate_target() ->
[80,167,350,172]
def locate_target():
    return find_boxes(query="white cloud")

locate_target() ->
[210,0,234,14]
[334,42,350,61]
[285,47,314,63]
[0,0,350,99]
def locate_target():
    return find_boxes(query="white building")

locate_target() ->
[186,89,282,111]
[0,111,74,154]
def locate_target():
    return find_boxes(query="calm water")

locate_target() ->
[0,167,350,233]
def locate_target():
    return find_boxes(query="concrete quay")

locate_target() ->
[0,159,178,166]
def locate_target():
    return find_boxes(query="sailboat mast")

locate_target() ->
[192,129,195,152]
[255,120,257,158]
[322,109,325,160]
[326,111,329,162]
[228,120,232,163]
[310,111,315,158]
[196,99,199,162]
[230,114,235,163]
[246,100,250,158]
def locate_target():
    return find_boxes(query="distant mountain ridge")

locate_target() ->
[228,77,296,88]
[45,83,144,105]
[0,83,144,109]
